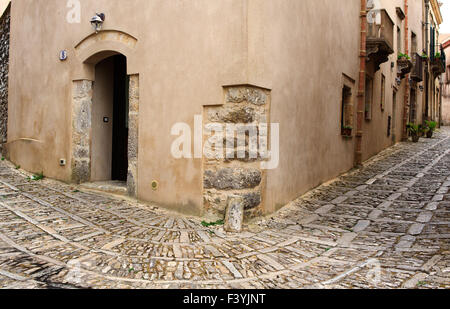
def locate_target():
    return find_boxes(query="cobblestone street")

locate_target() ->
[0,130,449,289]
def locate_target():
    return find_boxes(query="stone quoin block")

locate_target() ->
[224,196,245,233]
[226,87,267,106]
[71,159,90,184]
[128,113,139,161]
[127,74,139,198]
[210,106,256,124]
[204,190,262,214]
[71,80,93,184]
[204,168,262,190]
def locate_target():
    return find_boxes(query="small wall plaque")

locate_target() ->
[59,50,68,61]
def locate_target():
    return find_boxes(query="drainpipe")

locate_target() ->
[402,0,410,141]
[439,78,443,127]
[355,0,367,167]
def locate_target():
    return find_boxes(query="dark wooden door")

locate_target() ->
[111,55,129,181]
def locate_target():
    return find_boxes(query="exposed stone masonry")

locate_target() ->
[0,5,10,155]
[71,80,93,183]
[127,74,139,197]
[203,86,271,220]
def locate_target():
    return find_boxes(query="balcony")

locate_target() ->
[410,53,423,82]
[431,53,446,76]
[366,9,395,72]
[397,55,413,79]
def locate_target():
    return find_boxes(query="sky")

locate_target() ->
[0,0,8,15]
[441,0,450,33]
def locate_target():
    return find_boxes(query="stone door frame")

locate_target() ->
[71,57,139,198]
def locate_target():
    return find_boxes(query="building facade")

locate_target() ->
[423,0,445,126]
[2,0,445,221]
[441,34,450,125]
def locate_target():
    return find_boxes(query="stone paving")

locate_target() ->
[0,130,450,289]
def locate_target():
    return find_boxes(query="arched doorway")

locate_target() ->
[71,30,139,197]
[71,54,139,197]
[91,54,129,183]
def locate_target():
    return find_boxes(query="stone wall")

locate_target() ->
[71,80,93,183]
[0,5,9,155]
[127,74,139,197]
[203,86,270,221]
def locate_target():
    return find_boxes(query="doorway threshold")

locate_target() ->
[79,181,127,196]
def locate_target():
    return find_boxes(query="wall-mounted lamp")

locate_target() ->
[90,13,105,33]
[419,85,424,92]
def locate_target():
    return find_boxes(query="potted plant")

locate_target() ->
[406,123,421,143]
[398,52,411,60]
[418,124,425,137]
[424,120,437,138]
[341,125,353,137]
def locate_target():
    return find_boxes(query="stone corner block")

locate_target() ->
[226,86,268,106]
[224,196,245,233]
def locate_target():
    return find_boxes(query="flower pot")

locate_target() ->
[412,134,420,143]
[426,130,433,139]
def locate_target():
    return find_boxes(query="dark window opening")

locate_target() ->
[341,85,353,136]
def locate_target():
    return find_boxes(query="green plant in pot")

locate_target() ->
[424,120,437,138]
[398,52,411,60]
[406,123,421,143]
[418,124,425,137]
[341,125,353,137]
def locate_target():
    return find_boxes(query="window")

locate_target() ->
[341,85,353,135]
[411,32,417,55]
[340,74,355,137]
[381,74,386,111]
[397,26,402,53]
[365,75,373,120]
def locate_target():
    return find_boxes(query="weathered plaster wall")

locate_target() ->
[0,4,9,155]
